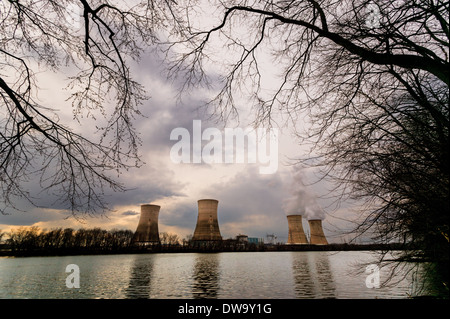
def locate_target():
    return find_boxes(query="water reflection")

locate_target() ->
[311,252,336,298]
[125,255,155,299]
[292,252,315,298]
[0,251,423,298]
[192,253,220,298]
[292,252,336,298]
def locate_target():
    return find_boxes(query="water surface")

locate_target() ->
[0,251,421,299]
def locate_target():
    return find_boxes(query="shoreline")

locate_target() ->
[0,243,407,257]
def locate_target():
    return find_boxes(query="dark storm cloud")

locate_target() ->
[0,206,70,226]
[217,176,284,223]
[121,210,139,216]
[130,49,214,146]
[156,166,291,239]
[0,51,197,225]
[105,184,185,208]
[159,200,198,230]
[214,169,288,238]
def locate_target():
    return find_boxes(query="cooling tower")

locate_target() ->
[132,204,161,245]
[192,199,222,241]
[286,215,309,244]
[308,219,328,245]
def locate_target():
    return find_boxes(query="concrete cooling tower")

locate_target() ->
[132,204,161,245]
[192,199,222,241]
[286,215,309,244]
[308,219,328,245]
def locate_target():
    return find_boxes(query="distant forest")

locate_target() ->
[0,227,135,254]
[0,226,208,255]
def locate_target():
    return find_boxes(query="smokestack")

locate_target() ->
[132,204,161,245]
[286,215,309,244]
[308,219,328,245]
[192,199,222,241]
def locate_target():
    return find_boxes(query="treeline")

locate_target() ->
[1,226,134,254]
[0,227,191,255]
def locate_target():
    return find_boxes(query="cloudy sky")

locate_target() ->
[0,6,364,244]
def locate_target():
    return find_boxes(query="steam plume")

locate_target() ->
[283,170,326,220]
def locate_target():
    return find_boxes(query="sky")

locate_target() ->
[0,4,366,244]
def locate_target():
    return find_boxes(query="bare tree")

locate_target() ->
[166,0,448,120]
[165,0,449,293]
[0,0,174,216]
[0,229,5,244]
[159,231,180,246]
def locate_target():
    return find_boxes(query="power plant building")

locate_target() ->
[129,200,328,248]
[308,219,328,245]
[286,215,309,244]
[132,204,161,245]
[192,199,222,242]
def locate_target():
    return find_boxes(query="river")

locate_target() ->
[0,251,423,299]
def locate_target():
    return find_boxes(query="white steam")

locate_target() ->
[283,170,326,220]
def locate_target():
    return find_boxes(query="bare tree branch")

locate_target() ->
[0,0,175,215]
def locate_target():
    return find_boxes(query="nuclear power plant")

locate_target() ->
[308,219,328,245]
[192,199,223,242]
[130,199,329,249]
[132,204,161,245]
[286,215,309,244]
